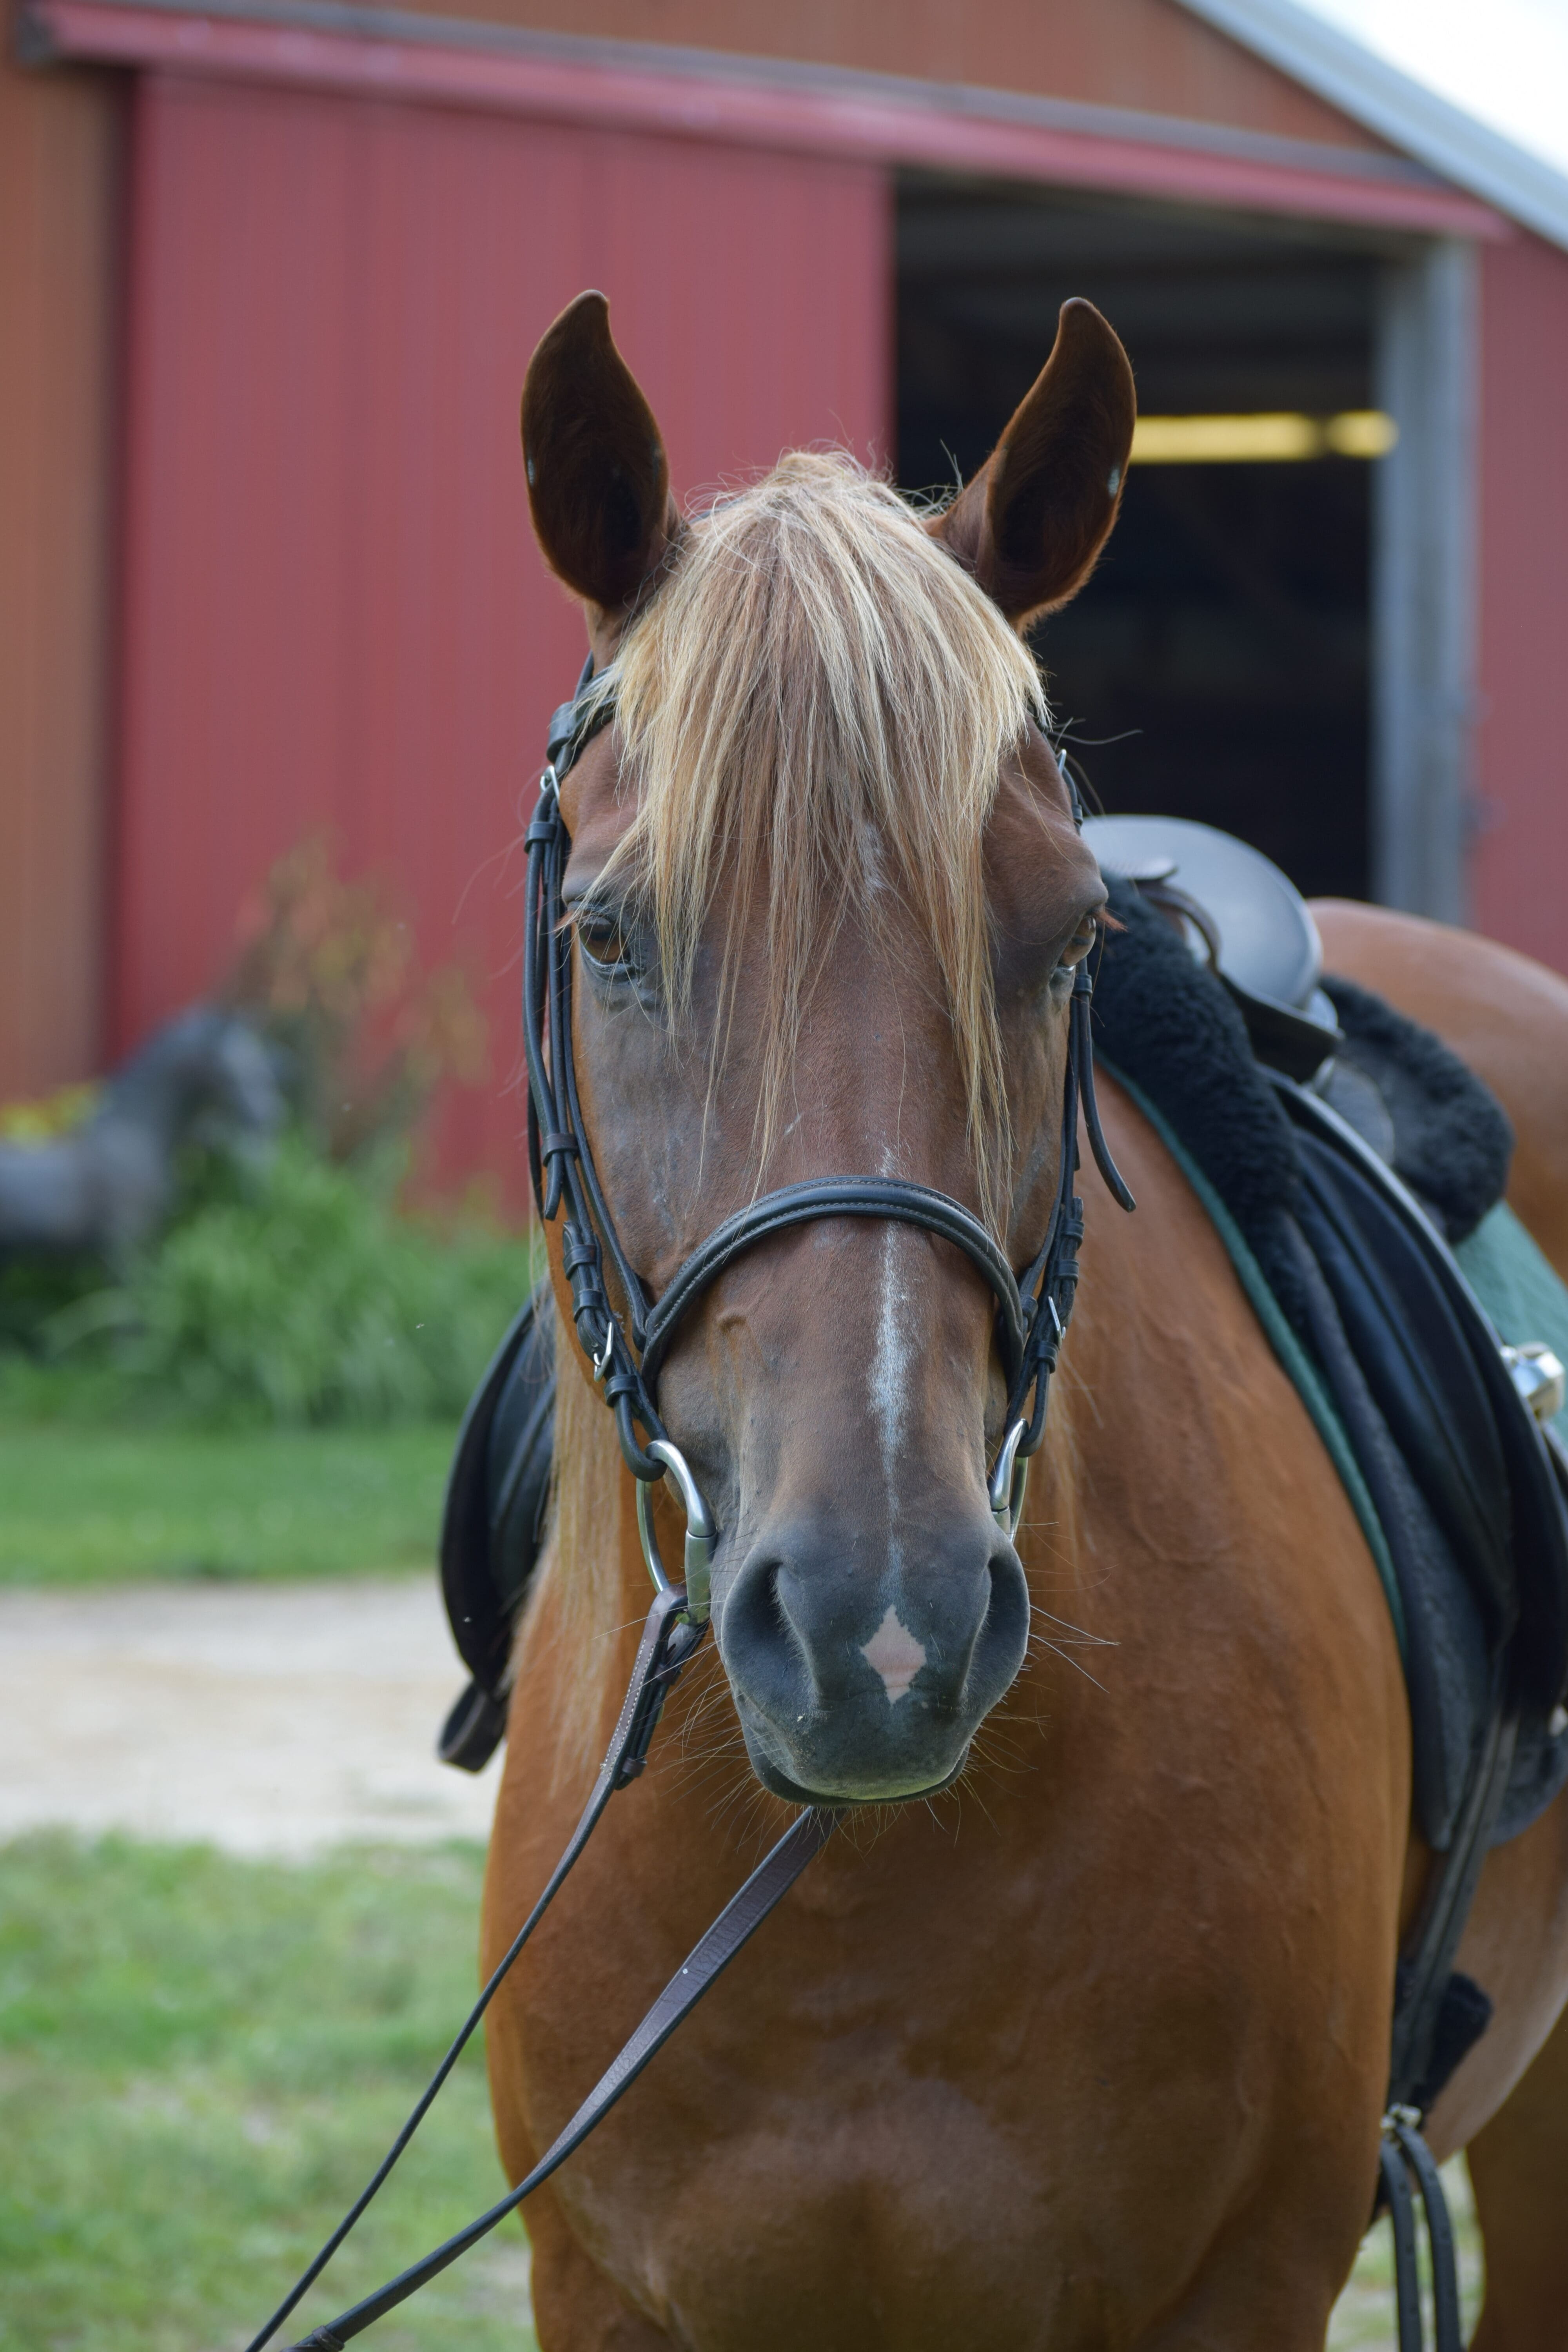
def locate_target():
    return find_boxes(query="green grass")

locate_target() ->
[0,1420,457,1584]
[0,1833,535,2352]
[0,1835,1485,2352]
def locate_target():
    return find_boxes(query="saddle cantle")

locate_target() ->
[1084,810,1345,1084]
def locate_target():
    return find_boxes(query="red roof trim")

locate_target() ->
[24,0,1508,238]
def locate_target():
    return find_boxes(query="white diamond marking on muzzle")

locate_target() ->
[861,1606,927,1703]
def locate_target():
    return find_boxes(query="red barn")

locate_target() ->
[4,0,1566,1196]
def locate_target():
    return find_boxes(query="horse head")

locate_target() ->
[522,292,1134,1806]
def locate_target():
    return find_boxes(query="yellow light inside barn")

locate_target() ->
[1129,410,1399,463]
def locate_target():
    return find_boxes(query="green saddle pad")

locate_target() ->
[1458,1203,1568,1441]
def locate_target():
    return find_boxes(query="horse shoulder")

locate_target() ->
[1068,1073,1407,1740]
[1045,1073,1408,2008]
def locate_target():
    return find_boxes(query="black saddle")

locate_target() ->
[437,1286,554,1771]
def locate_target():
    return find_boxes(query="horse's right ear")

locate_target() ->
[521,291,677,613]
[931,299,1136,628]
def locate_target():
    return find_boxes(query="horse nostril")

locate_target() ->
[967,1539,1031,1708]
[719,1546,811,1715]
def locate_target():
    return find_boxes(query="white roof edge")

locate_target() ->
[1176,0,1568,250]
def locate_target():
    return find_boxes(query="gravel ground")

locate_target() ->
[0,1576,499,1854]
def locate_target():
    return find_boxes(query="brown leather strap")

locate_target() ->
[291,1806,833,2348]
[247,1586,702,2352]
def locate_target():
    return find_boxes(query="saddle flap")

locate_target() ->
[439,1281,555,1706]
[1277,1079,1568,1713]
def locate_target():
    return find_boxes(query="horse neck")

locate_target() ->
[1014,1099,1281,1702]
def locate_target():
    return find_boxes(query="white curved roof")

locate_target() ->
[1178,0,1568,249]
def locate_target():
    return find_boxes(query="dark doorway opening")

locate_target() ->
[897,178,1381,899]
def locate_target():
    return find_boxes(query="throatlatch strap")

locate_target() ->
[290,1808,833,2349]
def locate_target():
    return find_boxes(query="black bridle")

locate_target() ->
[524,657,1134,1619]
[247,663,1133,2351]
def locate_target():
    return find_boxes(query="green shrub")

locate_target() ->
[8,1136,537,1430]
[119,1138,535,1426]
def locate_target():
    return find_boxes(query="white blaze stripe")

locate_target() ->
[870,1216,912,1525]
[861,1604,927,1703]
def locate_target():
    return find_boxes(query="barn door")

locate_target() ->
[116,67,888,1191]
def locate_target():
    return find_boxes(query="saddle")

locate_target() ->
[437,1286,554,1772]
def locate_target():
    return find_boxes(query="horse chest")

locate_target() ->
[502,1831,1361,2351]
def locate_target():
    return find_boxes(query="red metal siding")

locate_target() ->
[0,55,120,1100]
[262,0,1405,154]
[1473,230,1568,975]
[115,71,888,1192]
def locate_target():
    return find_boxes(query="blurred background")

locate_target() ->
[2,0,1565,2345]
[6,0,1568,1182]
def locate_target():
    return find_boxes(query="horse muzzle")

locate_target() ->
[715,1514,1031,1804]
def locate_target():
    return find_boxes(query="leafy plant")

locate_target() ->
[94,1138,535,1427]
[0,838,532,1419]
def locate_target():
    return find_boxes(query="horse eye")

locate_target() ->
[1054,919,1098,974]
[575,907,635,975]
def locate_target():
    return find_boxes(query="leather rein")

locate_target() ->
[244,664,1132,2350]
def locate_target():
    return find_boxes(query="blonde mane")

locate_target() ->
[593,450,1046,1229]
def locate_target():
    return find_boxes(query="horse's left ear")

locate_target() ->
[933,298,1135,628]
[521,290,678,614]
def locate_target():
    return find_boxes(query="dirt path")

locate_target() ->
[0,1576,500,1855]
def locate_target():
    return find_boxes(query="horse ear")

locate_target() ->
[521,291,677,613]
[933,299,1136,628]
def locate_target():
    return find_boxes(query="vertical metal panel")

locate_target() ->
[1371,239,1478,926]
[1472,230,1568,975]
[115,74,889,1191]
[0,56,120,1099]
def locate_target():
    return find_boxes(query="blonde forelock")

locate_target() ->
[591,450,1046,1230]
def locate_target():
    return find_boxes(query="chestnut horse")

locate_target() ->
[482,291,1568,2350]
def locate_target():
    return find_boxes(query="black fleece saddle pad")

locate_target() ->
[1093,879,1568,1848]
[439,878,1568,1849]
